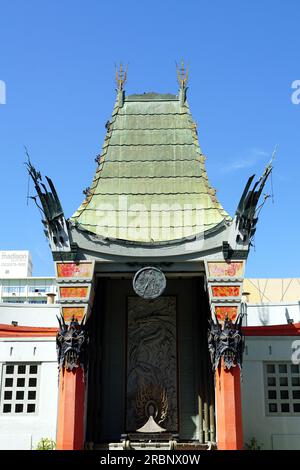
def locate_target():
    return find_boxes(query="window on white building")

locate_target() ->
[28,286,52,293]
[264,362,300,415]
[2,286,26,294]
[0,363,40,415]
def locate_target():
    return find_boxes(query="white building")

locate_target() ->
[243,278,300,327]
[0,302,59,449]
[0,330,58,449]
[0,277,57,305]
[238,278,300,450]
[0,252,58,449]
[242,328,300,450]
[0,251,33,278]
[0,273,299,450]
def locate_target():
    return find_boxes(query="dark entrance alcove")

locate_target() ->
[85,275,215,446]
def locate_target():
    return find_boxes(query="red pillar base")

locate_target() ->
[215,360,243,450]
[56,367,85,450]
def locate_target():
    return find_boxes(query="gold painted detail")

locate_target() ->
[135,381,168,430]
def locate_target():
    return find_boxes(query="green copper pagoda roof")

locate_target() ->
[70,90,231,243]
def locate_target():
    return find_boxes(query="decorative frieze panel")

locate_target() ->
[56,261,95,282]
[207,261,244,279]
[59,285,91,302]
[205,260,246,371]
[211,285,241,298]
[205,260,245,325]
[215,306,238,322]
[61,305,87,323]
[55,261,95,324]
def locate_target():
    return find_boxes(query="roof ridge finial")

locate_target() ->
[115,62,128,91]
[176,60,188,89]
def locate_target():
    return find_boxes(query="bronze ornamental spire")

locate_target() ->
[115,62,128,90]
[176,60,188,106]
[176,60,189,89]
[115,63,128,107]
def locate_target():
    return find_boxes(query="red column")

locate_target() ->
[215,359,243,450]
[56,367,85,450]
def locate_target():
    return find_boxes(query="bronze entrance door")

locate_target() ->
[126,296,178,432]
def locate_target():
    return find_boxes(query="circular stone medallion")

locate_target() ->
[133,267,166,299]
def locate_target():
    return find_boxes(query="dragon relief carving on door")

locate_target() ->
[126,296,178,432]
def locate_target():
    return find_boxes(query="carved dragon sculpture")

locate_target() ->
[56,315,88,372]
[208,314,245,371]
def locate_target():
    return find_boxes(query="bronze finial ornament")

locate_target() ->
[176,60,189,88]
[115,62,128,90]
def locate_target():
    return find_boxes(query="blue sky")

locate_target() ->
[0,0,299,277]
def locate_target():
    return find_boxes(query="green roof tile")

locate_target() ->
[70,91,231,242]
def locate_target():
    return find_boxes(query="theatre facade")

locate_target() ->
[26,66,273,450]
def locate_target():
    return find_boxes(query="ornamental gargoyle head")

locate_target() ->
[208,315,245,371]
[56,315,88,371]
